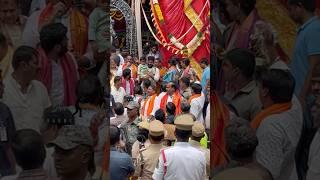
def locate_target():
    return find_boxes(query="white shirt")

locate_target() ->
[167,95,173,103]
[29,0,46,15]
[118,54,125,65]
[111,86,126,103]
[50,60,64,107]
[22,10,46,47]
[141,95,157,118]
[205,103,210,130]
[23,9,73,51]
[152,92,166,115]
[116,67,123,76]
[256,96,303,180]
[307,131,320,180]
[152,142,206,180]
[147,51,160,59]
[2,75,51,132]
[190,93,205,124]
[146,67,160,82]
[125,80,131,95]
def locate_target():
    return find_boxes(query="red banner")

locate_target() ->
[151,0,210,70]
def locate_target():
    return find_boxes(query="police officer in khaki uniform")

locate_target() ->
[134,120,165,180]
[131,120,151,161]
[190,121,210,179]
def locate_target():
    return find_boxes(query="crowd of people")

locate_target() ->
[213,0,320,180]
[108,45,211,179]
[0,0,211,180]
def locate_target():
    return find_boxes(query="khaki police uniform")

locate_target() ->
[132,120,151,160]
[134,120,165,180]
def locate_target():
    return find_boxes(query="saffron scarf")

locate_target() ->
[211,91,230,169]
[188,94,202,104]
[160,91,182,115]
[123,64,138,79]
[159,67,168,78]
[37,48,78,106]
[250,102,292,129]
[69,8,89,57]
[141,94,157,118]
[121,77,134,95]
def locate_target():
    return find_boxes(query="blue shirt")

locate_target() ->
[290,16,320,95]
[163,69,177,83]
[109,147,135,180]
[201,66,210,93]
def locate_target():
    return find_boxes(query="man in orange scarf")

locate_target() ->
[141,83,158,121]
[250,69,298,129]
[252,69,303,179]
[158,82,182,115]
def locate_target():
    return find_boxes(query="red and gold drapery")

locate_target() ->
[150,0,210,77]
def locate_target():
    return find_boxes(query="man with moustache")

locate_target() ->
[37,23,79,107]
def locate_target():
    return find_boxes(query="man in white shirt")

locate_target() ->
[189,82,205,124]
[146,44,160,59]
[141,83,158,120]
[111,76,126,103]
[2,46,51,132]
[143,56,160,83]
[152,114,206,180]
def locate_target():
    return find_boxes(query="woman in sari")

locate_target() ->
[163,58,178,83]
